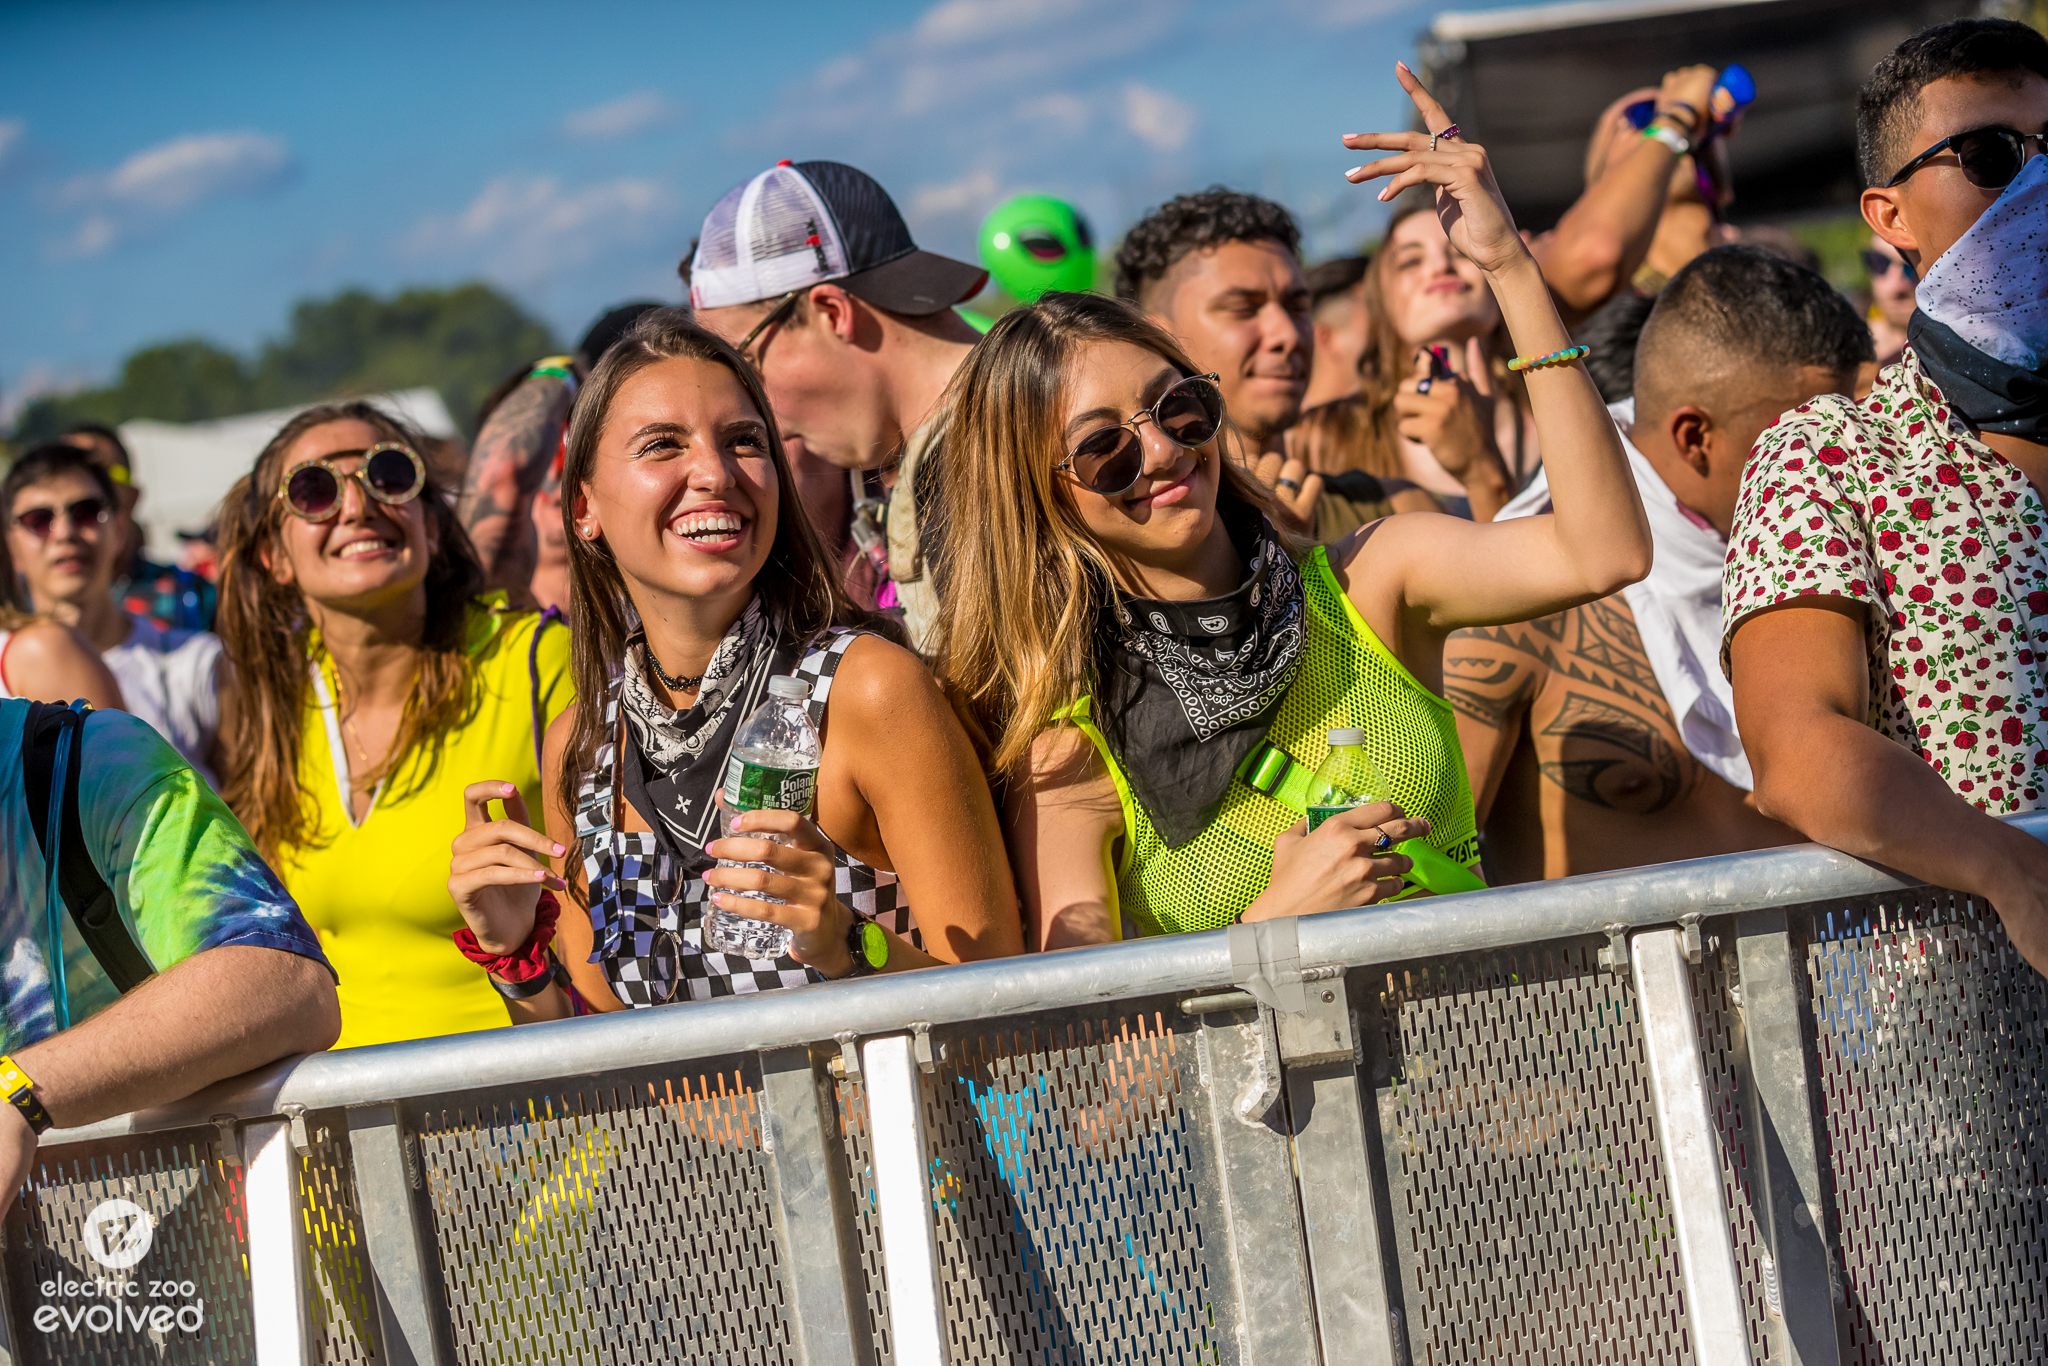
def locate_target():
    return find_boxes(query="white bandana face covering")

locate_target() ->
[1916,152,2048,373]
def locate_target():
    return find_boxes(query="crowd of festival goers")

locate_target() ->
[0,20,2041,1173]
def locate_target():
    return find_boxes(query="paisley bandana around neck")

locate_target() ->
[1095,505,1305,848]
[619,598,793,875]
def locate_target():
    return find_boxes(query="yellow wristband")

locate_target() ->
[0,1055,53,1134]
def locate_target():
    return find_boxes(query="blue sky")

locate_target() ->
[0,0,1511,418]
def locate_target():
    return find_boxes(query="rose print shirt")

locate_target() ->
[1721,348,2048,814]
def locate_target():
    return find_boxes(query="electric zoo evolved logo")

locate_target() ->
[32,1198,207,1336]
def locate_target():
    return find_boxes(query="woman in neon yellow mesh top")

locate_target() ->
[212,402,572,1048]
[927,69,1653,945]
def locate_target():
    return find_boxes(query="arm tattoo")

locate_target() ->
[1444,633,1539,732]
[1571,598,1661,689]
[457,374,575,588]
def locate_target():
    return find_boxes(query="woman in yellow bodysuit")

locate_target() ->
[213,401,571,1047]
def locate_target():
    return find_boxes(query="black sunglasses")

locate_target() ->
[1887,124,2045,189]
[1859,248,1916,282]
[12,497,110,539]
[737,291,802,365]
[276,444,426,522]
[1054,373,1225,498]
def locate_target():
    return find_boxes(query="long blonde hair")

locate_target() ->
[215,402,487,862]
[926,291,1306,779]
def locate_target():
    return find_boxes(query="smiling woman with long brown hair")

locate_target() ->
[212,401,573,1048]
[447,308,1020,1018]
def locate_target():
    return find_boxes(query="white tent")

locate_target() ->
[118,388,458,560]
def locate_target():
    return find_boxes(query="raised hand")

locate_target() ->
[449,781,568,955]
[705,806,857,977]
[1343,62,1527,276]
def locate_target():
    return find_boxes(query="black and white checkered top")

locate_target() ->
[574,628,921,1006]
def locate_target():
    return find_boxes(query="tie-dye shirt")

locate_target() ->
[0,699,330,1052]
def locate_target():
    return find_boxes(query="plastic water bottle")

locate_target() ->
[1302,728,1486,897]
[705,675,820,959]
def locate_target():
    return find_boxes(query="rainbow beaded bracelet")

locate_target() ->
[1507,343,1590,373]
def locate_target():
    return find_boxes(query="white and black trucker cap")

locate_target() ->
[689,160,988,316]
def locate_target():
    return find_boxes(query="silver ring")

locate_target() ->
[1372,828,1394,853]
[1429,123,1460,153]
[1276,476,1302,492]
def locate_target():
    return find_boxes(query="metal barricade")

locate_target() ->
[1,813,2041,1366]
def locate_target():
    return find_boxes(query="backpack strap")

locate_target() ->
[23,702,158,994]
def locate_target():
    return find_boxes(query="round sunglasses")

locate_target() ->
[1887,124,2045,190]
[1054,373,1225,498]
[277,444,426,522]
[12,496,111,539]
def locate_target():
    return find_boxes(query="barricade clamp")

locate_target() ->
[832,1030,861,1080]
[1679,911,1706,964]
[211,1113,241,1168]
[1598,922,1631,973]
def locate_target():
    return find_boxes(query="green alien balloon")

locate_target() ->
[978,194,1096,303]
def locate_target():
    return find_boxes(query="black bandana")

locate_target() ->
[1910,312,2048,443]
[1093,504,1305,848]
[618,599,799,877]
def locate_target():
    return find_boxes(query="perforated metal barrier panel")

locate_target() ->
[1807,888,2048,1366]
[412,1065,798,1366]
[832,1074,895,1365]
[1,1125,255,1365]
[1366,938,1695,1365]
[916,1001,1226,1366]
[299,1113,378,1365]
[10,857,2048,1366]
[1687,926,1773,1364]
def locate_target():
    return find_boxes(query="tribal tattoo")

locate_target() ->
[1447,598,1696,814]
[456,374,575,595]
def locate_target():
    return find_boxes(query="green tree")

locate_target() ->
[10,282,558,444]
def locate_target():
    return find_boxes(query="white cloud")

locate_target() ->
[1015,92,1091,138]
[1283,0,1424,27]
[404,174,679,286]
[1123,83,1196,152]
[561,91,680,142]
[0,119,23,172]
[742,0,1184,140]
[50,130,294,259]
[70,131,292,214]
[907,168,1003,227]
[913,0,1099,47]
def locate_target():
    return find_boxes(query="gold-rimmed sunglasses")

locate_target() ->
[275,443,426,522]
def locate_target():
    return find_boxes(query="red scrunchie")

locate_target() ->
[453,890,561,984]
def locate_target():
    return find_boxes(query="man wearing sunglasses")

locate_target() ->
[688,160,988,651]
[1723,17,2048,976]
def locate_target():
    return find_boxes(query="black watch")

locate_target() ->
[842,915,888,978]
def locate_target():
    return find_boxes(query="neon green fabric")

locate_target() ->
[1067,546,1480,936]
